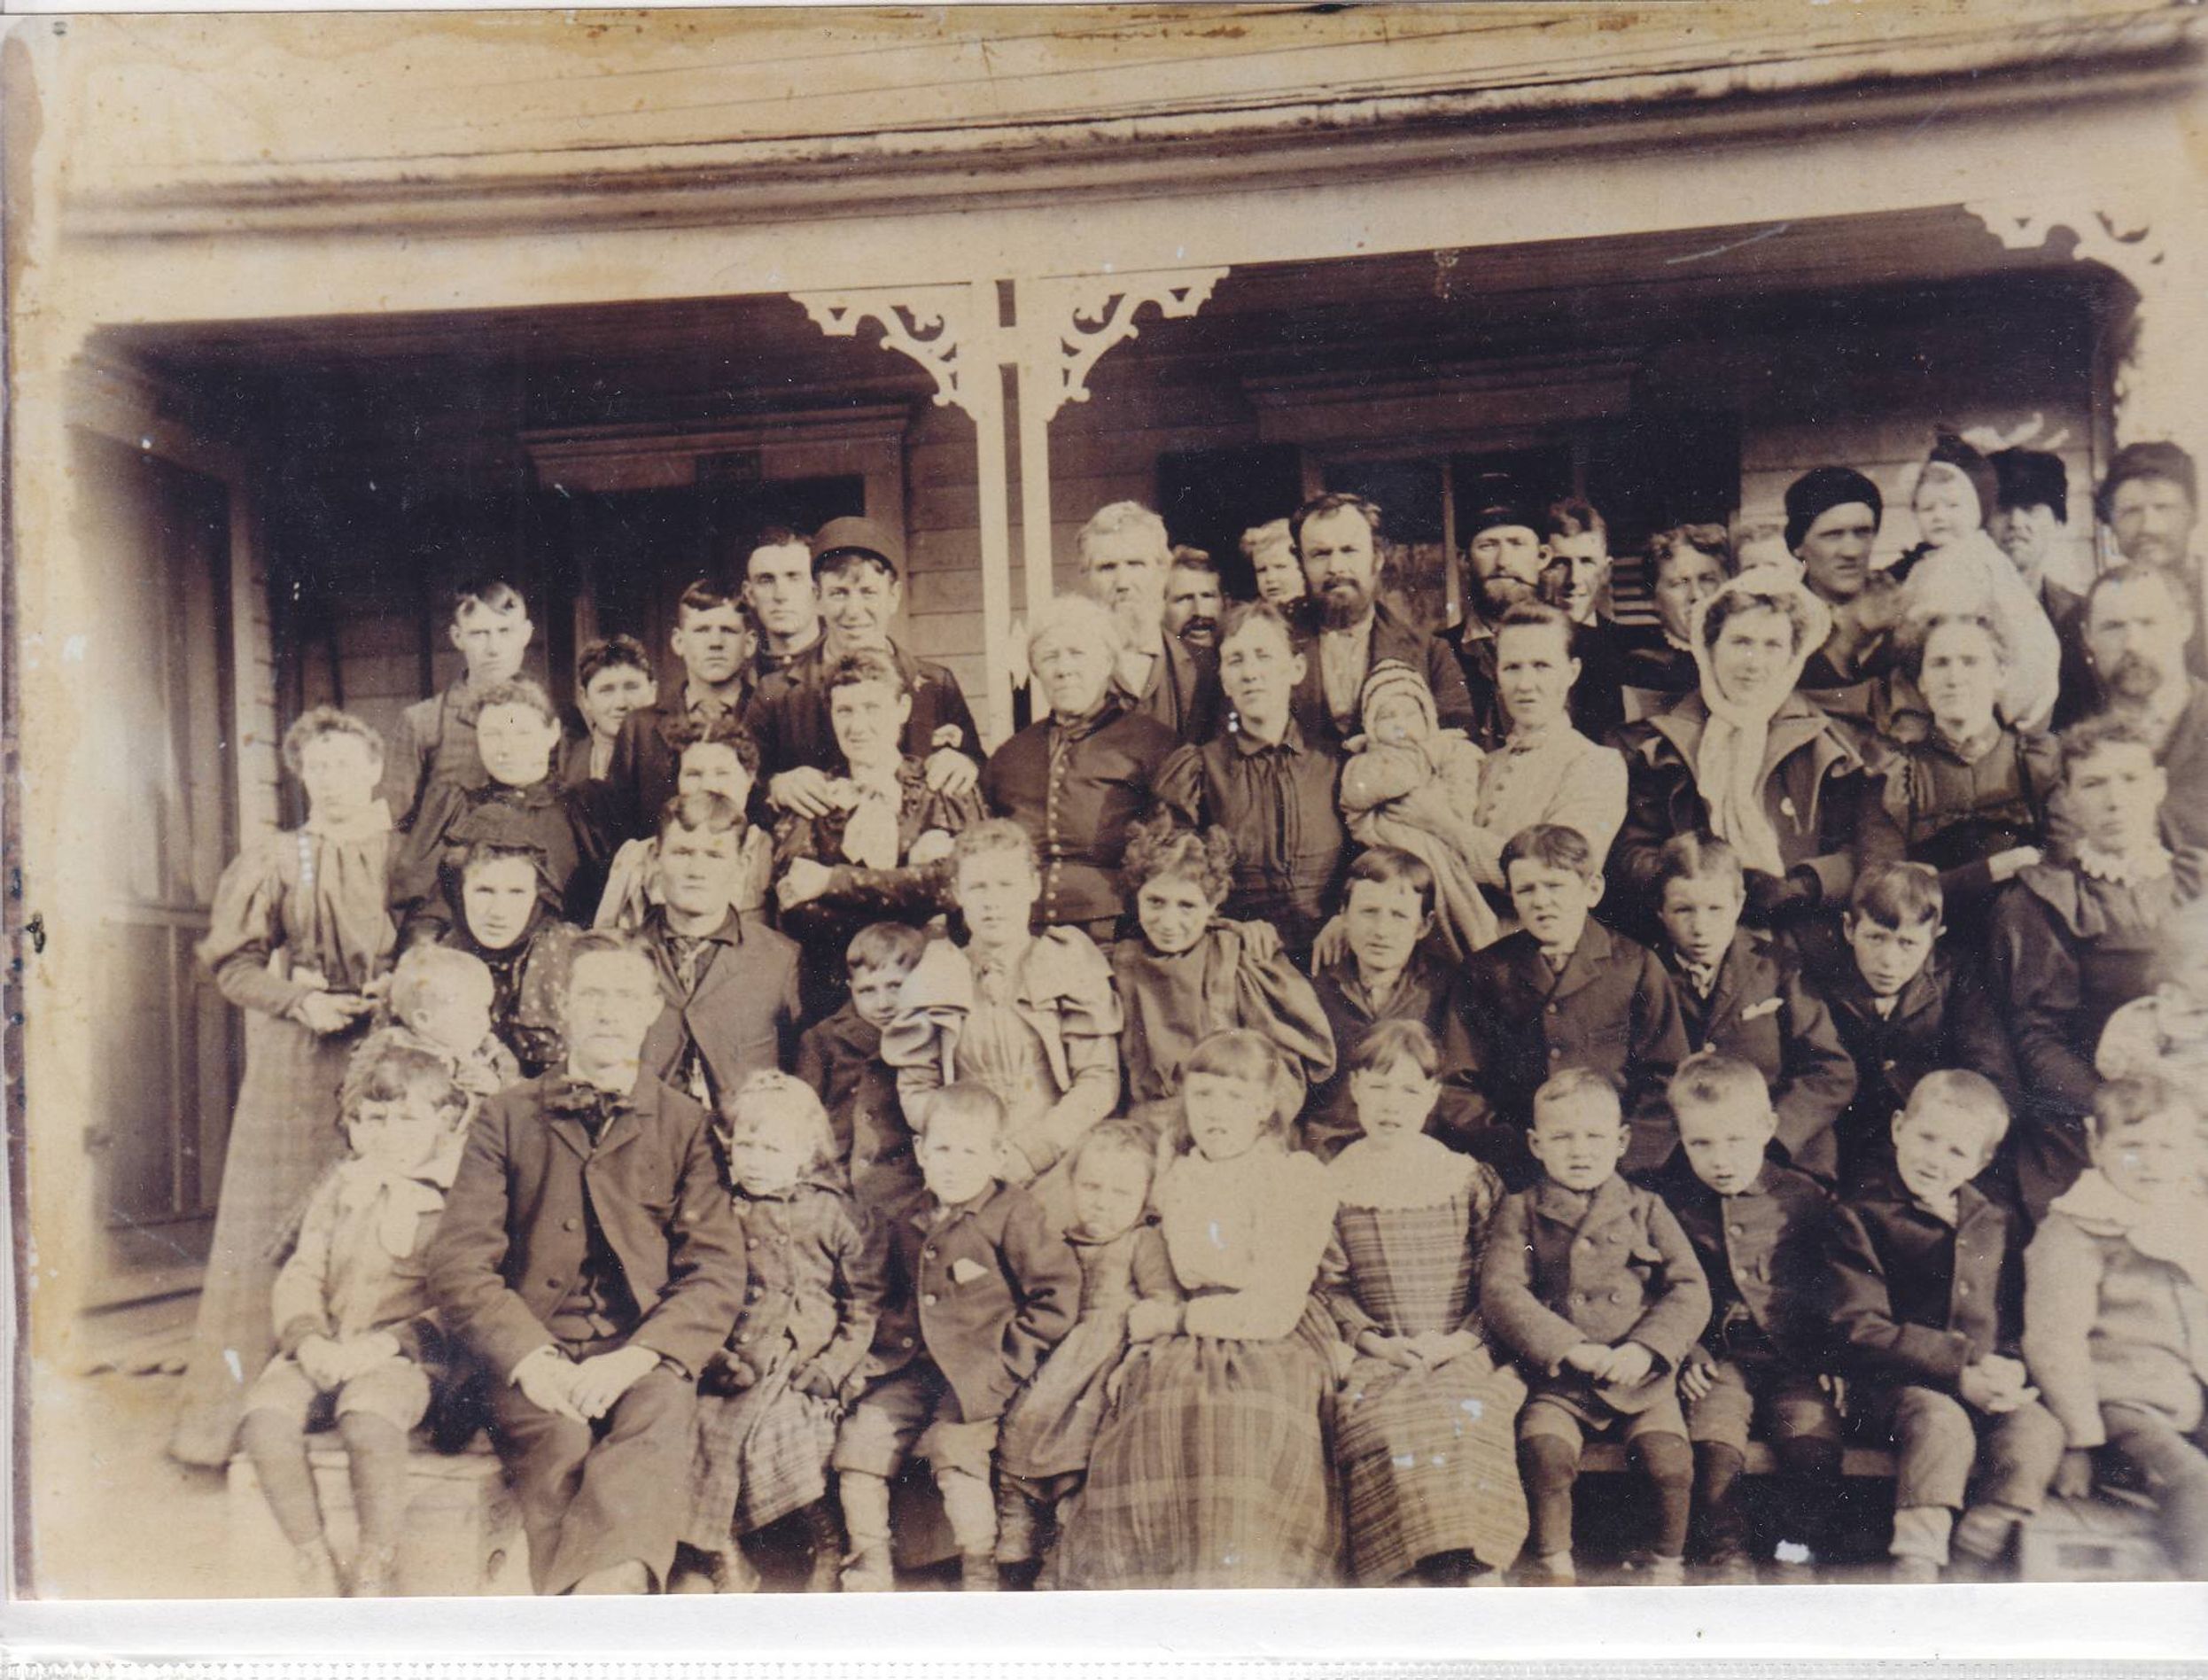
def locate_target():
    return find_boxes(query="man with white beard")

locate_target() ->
[1287,492,1473,755]
[1075,502,1223,743]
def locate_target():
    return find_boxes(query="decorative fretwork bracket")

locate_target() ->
[793,282,1001,420]
[1017,268,1230,424]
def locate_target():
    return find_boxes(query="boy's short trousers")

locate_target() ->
[832,1361,999,1482]
[1685,1357,1841,1452]
[1518,1387,1688,1449]
[241,1351,434,1435]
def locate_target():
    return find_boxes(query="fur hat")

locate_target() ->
[1783,467,1884,554]
[1991,447,2070,524]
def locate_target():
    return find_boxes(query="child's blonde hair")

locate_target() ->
[1530,1067,1624,1132]
[923,1082,1010,1143]
[1668,1051,1771,1122]
[1901,1069,2011,1157]
[2088,1072,2194,1141]
[389,945,494,1025]
[719,1070,836,1171]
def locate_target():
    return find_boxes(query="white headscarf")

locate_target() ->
[1687,567,1834,879]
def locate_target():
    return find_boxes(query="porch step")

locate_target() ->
[2016,1492,2174,1583]
[225,1433,529,1597]
[1581,1442,1897,1477]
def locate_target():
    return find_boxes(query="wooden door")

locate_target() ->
[79,434,241,1300]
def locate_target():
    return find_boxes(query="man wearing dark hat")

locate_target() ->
[1991,447,2096,727]
[1456,494,1552,748]
[1784,466,1904,693]
[2098,441,2204,682]
[1287,491,1473,754]
[744,517,982,820]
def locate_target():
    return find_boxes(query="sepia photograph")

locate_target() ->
[5,0,2207,1634]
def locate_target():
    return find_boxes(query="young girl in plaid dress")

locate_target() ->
[1057,1030,1342,1589]
[1323,1022,1529,1584]
[674,1073,883,1593]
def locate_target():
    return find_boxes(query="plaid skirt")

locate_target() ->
[1335,1352,1528,1582]
[681,1366,840,1546]
[168,1011,356,1467]
[1056,1333,1340,1590]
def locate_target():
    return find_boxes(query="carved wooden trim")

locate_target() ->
[1018,269,1228,422]
[792,284,999,421]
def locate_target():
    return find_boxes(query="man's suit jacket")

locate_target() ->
[427,1072,747,1380]
[636,909,803,1111]
[1289,595,1474,756]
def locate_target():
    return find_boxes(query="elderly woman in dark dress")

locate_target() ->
[979,594,1178,947]
[1612,566,1903,946]
[169,707,399,1466]
[773,648,984,1017]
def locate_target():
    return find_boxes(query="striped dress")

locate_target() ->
[1056,1144,1342,1590]
[1325,1138,1529,1582]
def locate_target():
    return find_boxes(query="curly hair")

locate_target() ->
[950,818,1039,883]
[281,706,386,777]
[1120,810,1235,904]
[1644,524,1735,585]
[1700,582,1817,659]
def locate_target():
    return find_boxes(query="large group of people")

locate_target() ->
[168,432,2208,1596]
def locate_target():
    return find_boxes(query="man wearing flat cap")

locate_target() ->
[745,516,983,821]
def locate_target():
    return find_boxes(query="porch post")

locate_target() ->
[1009,266,1231,626]
[793,282,1016,743]
[1964,198,2208,459]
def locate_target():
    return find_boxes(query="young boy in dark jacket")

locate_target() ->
[1461,824,1691,1181]
[1821,862,2019,1188]
[793,922,929,1218]
[832,1083,1080,1592]
[1650,1053,1841,1581]
[1648,833,1856,1182]
[1823,1070,2065,1582]
[1483,1068,1712,1585]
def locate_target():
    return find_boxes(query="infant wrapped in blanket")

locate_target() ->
[1338,659,1498,958]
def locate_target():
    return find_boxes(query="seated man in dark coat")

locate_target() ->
[428,932,746,1595]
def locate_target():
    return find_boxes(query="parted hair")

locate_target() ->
[1216,597,1294,652]
[1500,822,1598,880]
[473,677,560,727]
[1543,496,1607,544]
[845,921,929,978]
[1289,491,1384,552]
[1701,579,1818,658]
[657,790,747,842]
[1848,860,1943,930]
[1644,524,1735,583]
[1344,844,1436,919]
[578,634,653,689]
[675,575,750,625]
[1893,608,2010,686]
[456,839,543,883]
[1121,809,1235,904]
[1349,1018,1442,1081]
[1652,831,1745,898]
[451,579,528,622]
[925,1081,1009,1142]
[951,817,1040,880]
[666,713,764,779]
[824,648,910,697]
[1668,1051,1771,1119]
[282,705,386,776]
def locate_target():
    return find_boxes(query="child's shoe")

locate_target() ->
[1889,1556,1941,1585]
[960,1553,1000,1592]
[1634,1553,1687,1587]
[841,1542,894,1593]
[1950,1505,2024,1576]
[999,1558,1044,1591]
[347,1544,400,1598]
[797,1505,844,1594]
[1696,1553,1758,1586]
[292,1538,341,1598]
[1520,1550,1576,1586]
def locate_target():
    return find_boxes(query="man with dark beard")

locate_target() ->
[2077,563,2208,852]
[1164,548,1224,652]
[1287,492,1473,755]
[1457,496,1551,749]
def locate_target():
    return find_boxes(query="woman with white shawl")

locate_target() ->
[1613,566,1905,940]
